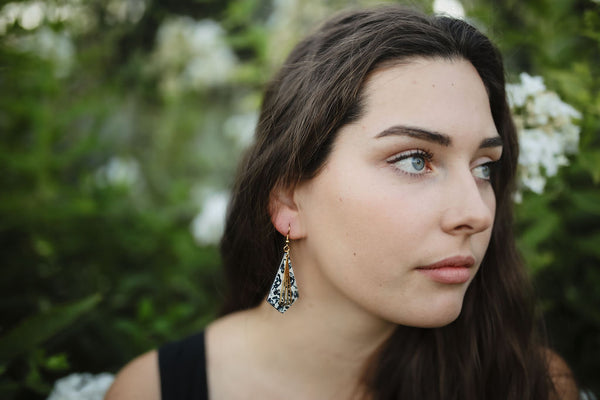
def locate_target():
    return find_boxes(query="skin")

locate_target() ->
[283,57,502,330]
[106,58,579,400]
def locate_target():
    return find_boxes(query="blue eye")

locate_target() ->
[472,162,497,180]
[388,150,433,175]
[410,156,426,171]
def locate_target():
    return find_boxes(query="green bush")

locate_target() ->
[1,0,598,398]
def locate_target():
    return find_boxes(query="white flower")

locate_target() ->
[433,0,465,19]
[106,0,146,24]
[153,17,237,96]
[95,157,141,189]
[508,73,581,197]
[520,72,546,95]
[191,190,229,245]
[47,373,114,400]
[9,26,75,77]
[506,84,527,108]
[579,389,598,400]
[519,128,567,177]
[527,91,581,125]
[0,1,95,35]
[0,1,45,32]
[265,0,329,67]
[19,1,44,30]
[224,112,258,148]
[507,72,546,108]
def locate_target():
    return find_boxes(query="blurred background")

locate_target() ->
[0,0,598,398]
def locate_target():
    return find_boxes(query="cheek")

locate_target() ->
[341,190,429,251]
[303,168,433,281]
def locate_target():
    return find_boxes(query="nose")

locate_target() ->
[440,172,494,235]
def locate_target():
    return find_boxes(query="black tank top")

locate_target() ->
[158,331,208,400]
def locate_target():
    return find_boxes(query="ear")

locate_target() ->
[269,184,306,239]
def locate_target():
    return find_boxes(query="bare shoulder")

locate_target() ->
[205,310,251,350]
[105,350,160,400]
[544,348,579,400]
[205,311,252,378]
[205,310,265,399]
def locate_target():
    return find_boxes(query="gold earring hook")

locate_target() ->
[279,225,292,306]
[283,225,290,253]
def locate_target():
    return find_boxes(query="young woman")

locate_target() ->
[107,6,579,400]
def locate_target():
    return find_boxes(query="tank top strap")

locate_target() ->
[158,331,208,400]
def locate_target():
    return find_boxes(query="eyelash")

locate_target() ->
[472,161,498,181]
[386,149,500,181]
[386,149,434,177]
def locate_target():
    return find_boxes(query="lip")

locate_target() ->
[416,255,476,284]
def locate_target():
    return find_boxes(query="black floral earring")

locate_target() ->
[266,226,299,313]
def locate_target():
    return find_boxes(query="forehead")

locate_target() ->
[358,58,498,139]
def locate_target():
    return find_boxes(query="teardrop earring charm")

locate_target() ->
[266,227,299,313]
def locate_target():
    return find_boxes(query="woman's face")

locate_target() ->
[291,58,503,328]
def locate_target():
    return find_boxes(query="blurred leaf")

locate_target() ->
[0,379,19,399]
[0,294,101,362]
[578,232,600,259]
[579,150,600,184]
[583,10,600,42]
[569,190,600,216]
[24,360,49,394]
[42,353,70,372]
[565,286,600,328]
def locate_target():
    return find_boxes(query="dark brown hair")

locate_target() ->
[220,6,553,399]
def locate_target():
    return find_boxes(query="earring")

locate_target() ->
[267,226,299,313]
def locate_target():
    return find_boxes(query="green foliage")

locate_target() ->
[0,294,101,362]
[0,295,100,397]
[1,0,598,398]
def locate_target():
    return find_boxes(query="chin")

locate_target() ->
[395,296,466,328]
[415,309,462,328]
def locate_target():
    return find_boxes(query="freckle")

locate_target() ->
[431,84,436,88]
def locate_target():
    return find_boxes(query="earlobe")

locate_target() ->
[269,185,305,239]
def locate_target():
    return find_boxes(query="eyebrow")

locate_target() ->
[375,125,503,149]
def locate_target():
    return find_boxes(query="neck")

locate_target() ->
[222,239,397,398]
[244,287,395,398]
